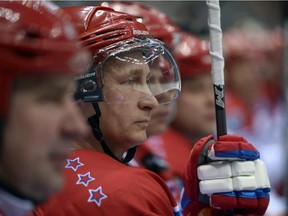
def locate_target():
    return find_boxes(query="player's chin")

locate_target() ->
[45,153,68,189]
[129,129,148,146]
[46,171,65,195]
[33,171,65,204]
[51,173,65,191]
[49,150,70,171]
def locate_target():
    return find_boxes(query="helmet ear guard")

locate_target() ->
[74,68,104,102]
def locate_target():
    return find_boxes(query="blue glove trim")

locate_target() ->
[256,189,270,198]
[180,190,190,210]
[174,210,182,216]
[215,191,236,197]
[262,188,271,193]
[237,191,257,199]
[215,150,260,160]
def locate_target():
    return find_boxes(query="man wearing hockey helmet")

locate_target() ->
[0,1,90,215]
[33,5,182,216]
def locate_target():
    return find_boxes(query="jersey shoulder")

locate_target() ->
[33,150,177,216]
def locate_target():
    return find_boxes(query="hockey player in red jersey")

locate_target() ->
[104,1,183,199]
[33,4,271,216]
[0,1,90,216]
[104,1,213,204]
[33,5,182,216]
[139,33,216,204]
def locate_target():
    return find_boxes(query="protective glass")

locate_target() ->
[74,37,181,104]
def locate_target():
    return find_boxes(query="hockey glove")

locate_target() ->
[181,135,270,216]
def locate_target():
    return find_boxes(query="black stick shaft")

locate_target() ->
[213,84,227,137]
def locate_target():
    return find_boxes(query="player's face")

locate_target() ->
[98,55,158,158]
[146,102,176,137]
[146,66,177,136]
[2,76,88,203]
[172,74,215,140]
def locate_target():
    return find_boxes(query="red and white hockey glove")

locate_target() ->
[181,135,270,216]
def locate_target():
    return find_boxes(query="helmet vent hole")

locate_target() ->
[103,33,125,41]
[24,30,41,40]
[124,17,133,21]
[15,49,38,58]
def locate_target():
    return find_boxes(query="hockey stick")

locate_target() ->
[206,3,233,215]
[206,0,227,138]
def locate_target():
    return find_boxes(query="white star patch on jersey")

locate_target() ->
[65,157,84,171]
[76,172,95,187]
[88,186,108,207]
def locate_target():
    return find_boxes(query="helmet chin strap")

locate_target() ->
[88,103,136,164]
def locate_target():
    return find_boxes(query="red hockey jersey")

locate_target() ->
[135,128,192,203]
[33,150,180,215]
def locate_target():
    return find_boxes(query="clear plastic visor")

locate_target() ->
[75,37,181,104]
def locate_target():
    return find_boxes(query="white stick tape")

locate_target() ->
[206,0,225,85]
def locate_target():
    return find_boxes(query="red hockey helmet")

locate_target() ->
[172,32,211,79]
[63,6,181,104]
[102,1,181,48]
[222,28,266,65]
[63,6,149,55]
[0,1,91,118]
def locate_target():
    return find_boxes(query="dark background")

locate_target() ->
[54,1,284,35]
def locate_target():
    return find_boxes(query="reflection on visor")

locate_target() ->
[74,37,181,104]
